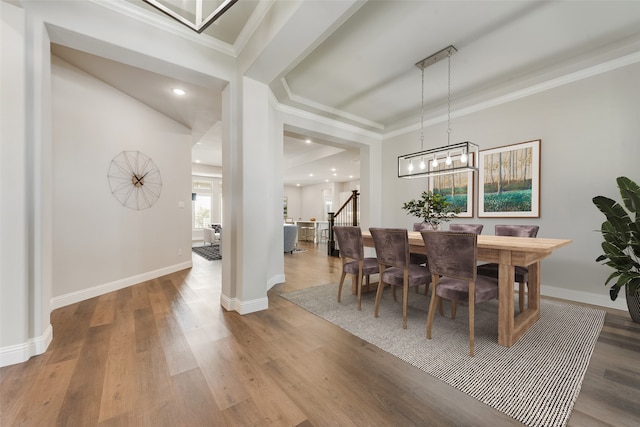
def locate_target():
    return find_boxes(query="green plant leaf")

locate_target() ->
[594,176,640,303]
[617,176,640,215]
[610,285,621,301]
[593,196,632,238]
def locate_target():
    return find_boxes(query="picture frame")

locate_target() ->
[478,139,540,218]
[429,152,474,218]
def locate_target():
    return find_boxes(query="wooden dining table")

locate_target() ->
[361,231,572,347]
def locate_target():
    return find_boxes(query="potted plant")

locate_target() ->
[592,176,640,323]
[402,190,458,230]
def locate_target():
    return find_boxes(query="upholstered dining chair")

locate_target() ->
[369,227,431,329]
[476,225,539,313]
[333,226,379,311]
[409,223,430,295]
[449,223,484,234]
[421,231,499,356]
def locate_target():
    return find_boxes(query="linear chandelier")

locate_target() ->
[143,0,238,34]
[398,45,478,179]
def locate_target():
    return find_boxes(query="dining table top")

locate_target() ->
[363,230,571,250]
[361,230,572,266]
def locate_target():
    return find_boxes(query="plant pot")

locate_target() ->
[626,285,640,323]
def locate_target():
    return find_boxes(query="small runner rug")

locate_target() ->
[282,283,605,427]
[192,245,221,261]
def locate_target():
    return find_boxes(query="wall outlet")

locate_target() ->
[178,249,182,256]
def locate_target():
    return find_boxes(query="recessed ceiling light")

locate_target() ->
[196,142,202,145]
[172,88,186,95]
[309,173,313,177]
[325,179,329,182]
[349,175,353,178]
[305,139,311,144]
[331,168,336,172]
[296,183,300,187]
[195,159,201,163]
[333,173,337,176]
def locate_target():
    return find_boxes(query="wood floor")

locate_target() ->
[1,242,639,426]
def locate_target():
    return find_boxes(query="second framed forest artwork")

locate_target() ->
[478,139,541,218]
[429,152,474,217]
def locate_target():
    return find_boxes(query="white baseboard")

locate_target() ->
[267,274,285,290]
[50,261,193,310]
[220,294,269,314]
[0,323,53,368]
[541,283,628,311]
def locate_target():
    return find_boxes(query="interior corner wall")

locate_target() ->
[266,102,285,289]
[51,56,192,304]
[1,1,30,359]
[381,61,640,309]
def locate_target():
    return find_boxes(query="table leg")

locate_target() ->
[497,250,515,347]
[527,261,540,311]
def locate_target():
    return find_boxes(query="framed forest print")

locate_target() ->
[478,139,540,218]
[429,152,474,217]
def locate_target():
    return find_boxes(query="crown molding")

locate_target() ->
[384,49,640,140]
[275,100,382,142]
[280,76,384,131]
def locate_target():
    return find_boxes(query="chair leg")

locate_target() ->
[392,286,397,302]
[356,267,363,311]
[402,277,409,329]
[469,281,475,357]
[426,278,440,339]
[451,300,457,319]
[337,271,347,303]
[374,266,385,318]
[519,282,526,312]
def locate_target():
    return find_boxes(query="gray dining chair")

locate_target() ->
[476,225,539,313]
[421,230,499,356]
[370,227,431,329]
[333,226,379,310]
[449,224,484,234]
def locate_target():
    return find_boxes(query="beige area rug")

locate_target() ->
[282,283,605,427]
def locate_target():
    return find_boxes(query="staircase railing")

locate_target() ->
[327,190,359,256]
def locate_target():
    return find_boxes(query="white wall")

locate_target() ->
[283,185,302,220]
[382,61,640,309]
[51,56,192,304]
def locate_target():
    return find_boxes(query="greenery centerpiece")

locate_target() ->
[592,176,640,323]
[402,190,458,229]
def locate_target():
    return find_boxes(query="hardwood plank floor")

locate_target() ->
[1,241,639,426]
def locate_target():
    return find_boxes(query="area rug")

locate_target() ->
[281,283,605,427]
[192,245,221,261]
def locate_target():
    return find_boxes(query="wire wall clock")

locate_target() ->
[107,151,162,210]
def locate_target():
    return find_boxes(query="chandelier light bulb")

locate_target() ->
[419,157,426,170]
[460,151,468,164]
[408,160,414,172]
[445,153,452,166]
[431,157,439,168]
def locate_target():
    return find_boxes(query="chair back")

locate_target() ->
[413,223,432,231]
[421,231,477,281]
[333,226,364,260]
[495,225,539,238]
[369,228,409,269]
[449,224,484,234]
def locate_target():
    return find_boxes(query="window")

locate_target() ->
[192,177,216,229]
[194,194,212,228]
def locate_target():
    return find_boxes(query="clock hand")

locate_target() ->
[133,172,148,186]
